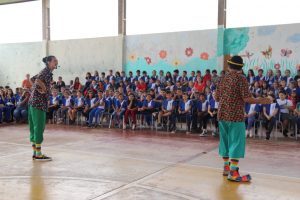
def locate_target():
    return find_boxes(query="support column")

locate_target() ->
[42,0,50,55]
[118,0,126,71]
[217,0,227,71]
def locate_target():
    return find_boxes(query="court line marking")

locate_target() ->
[0,175,126,184]
[1,140,299,181]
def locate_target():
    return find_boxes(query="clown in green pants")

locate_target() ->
[28,55,58,161]
[215,56,271,182]
[28,105,46,153]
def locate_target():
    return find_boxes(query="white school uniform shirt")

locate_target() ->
[247,104,257,115]
[65,97,72,107]
[77,97,83,106]
[91,98,97,107]
[185,100,191,111]
[276,99,292,113]
[201,100,209,112]
[214,102,219,109]
[98,98,105,109]
[269,103,277,115]
[167,100,174,111]
[151,83,156,90]
[51,96,58,104]
[148,100,153,107]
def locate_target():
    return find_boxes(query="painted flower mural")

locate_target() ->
[159,50,167,59]
[200,52,209,60]
[128,54,137,61]
[274,63,281,70]
[144,57,152,65]
[185,47,193,57]
[173,59,181,67]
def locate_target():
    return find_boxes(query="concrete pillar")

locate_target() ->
[42,0,50,55]
[217,0,227,71]
[118,0,126,71]
[118,0,126,35]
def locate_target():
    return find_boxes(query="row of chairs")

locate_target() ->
[49,104,298,140]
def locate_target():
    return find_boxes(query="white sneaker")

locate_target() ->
[200,130,207,137]
[123,122,126,130]
[132,124,136,130]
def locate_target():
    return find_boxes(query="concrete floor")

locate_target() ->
[0,124,300,200]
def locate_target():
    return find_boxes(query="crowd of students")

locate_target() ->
[1,68,300,139]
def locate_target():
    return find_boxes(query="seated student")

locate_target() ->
[265,69,275,86]
[153,89,165,115]
[272,81,280,99]
[208,91,219,136]
[293,102,300,137]
[124,93,138,130]
[47,89,60,123]
[186,81,195,95]
[88,90,105,127]
[157,91,176,133]
[112,94,127,127]
[189,71,196,82]
[5,88,16,123]
[165,81,174,92]
[57,90,74,124]
[275,69,282,82]
[137,79,147,92]
[197,93,209,136]
[83,90,96,124]
[280,80,291,96]
[254,69,265,85]
[244,103,260,138]
[139,94,155,126]
[263,94,280,140]
[205,87,213,102]
[0,90,7,123]
[283,69,293,86]
[250,81,262,97]
[277,91,293,137]
[178,93,192,133]
[13,90,30,123]
[68,90,85,124]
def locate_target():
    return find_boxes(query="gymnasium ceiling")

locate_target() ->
[0,0,37,5]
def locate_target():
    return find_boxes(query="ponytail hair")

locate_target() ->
[42,55,55,66]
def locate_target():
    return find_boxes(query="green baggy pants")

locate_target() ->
[28,105,46,144]
[219,121,246,158]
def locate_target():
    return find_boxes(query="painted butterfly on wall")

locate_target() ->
[241,51,254,59]
[280,48,292,57]
[261,46,272,59]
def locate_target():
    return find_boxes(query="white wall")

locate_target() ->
[0,36,123,89]
[49,37,123,85]
[0,41,46,89]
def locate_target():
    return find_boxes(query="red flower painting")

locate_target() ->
[200,52,209,60]
[144,57,152,64]
[274,63,281,70]
[185,47,193,57]
[159,50,167,59]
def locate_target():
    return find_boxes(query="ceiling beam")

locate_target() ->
[0,0,37,5]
